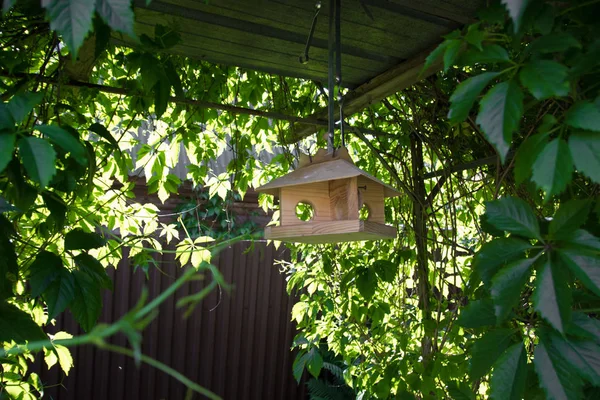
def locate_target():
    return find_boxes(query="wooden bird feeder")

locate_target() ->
[256,148,401,243]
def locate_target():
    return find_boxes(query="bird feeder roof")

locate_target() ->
[256,158,401,198]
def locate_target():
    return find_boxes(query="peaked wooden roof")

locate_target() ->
[256,158,401,197]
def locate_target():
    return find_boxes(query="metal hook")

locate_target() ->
[299,1,322,64]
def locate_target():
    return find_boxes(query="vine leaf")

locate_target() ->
[44,0,97,58]
[2,0,16,13]
[423,41,448,72]
[562,230,600,252]
[533,255,572,333]
[64,228,106,251]
[534,335,583,400]
[470,328,514,381]
[96,0,135,37]
[448,72,499,123]
[0,133,15,173]
[459,44,509,65]
[501,0,531,32]
[443,40,462,72]
[356,267,377,301]
[305,347,324,378]
[528,32,581,54]
[0,301,47,343]
[559,249,600,297]
[7,92,43,123]
[29,251,66,297]
[457,299,496,328]
[531,138,574,201]
[490,342,527,400]
[36,125,87,165]
[473,237,532,286]
[0,216,18,300]
[485,197,541,241]
[372,259,397,283]
[549,332,600,386]
[43,269,76,319]
[74,253,113,290]
[18,137,56,188]
[491,256,537,323]
[549,200,592,239]
[476,80,524,162]
[519,60,570,100]
[70,270,102,332]
[513,133,547,184]
[569,132,600,183]
[569,313,600,343]
[565,101,600,131]
[88,122,120,150]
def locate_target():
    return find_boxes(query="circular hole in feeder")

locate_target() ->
[359,204,370,221]
[295,201,315,222]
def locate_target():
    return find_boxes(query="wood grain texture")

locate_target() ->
[280,182,331,225]
[264,220,397,243]
[358,176,385,223]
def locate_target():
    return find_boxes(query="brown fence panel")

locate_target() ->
[35,242,306,400]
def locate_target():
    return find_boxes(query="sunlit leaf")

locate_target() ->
[0,301,47,343]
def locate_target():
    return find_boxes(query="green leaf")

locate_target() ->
[569,132,600,183]
[501,0,531,32]
[531,138,574,201]
[29,251,65,297]
[42,191,67,230]
[372,259,397,283]
[533,255,572,333]
[559,249,600,297]
[448,72,499,124]
[0,133,15,173]
[470,328,514,381]
[465,24,485,50]
[43,268,75,319]
[70,270,102,331]
[550,200,593,239]
[476,80,524,162]
[356,267,377,301]
[447,381,475,400]
[44,0,97,58]
[460,44,510,65]
[514,133,548,184]
[7,92,43,123]
[519,60,570,100]
[491,256,537,323]
[534,336,583,400]
[18,137,56,188]
[88,122,119,150]
[565,102,600,132]
[473,237,532,286]
[96,0,135,37]
[74,253,112,290]
[457,298,496,328]
[444,40,461,72]
[423,41,448,72]
[293,351,309,382]
[306,347,323,378]
[528,32,581,54]
[154,78,170,118]
[561,229,600,252]
[0,301,47,343]
[550,332,600,386]
[485,197,541,240]
[36,125,87,165]
[490,342,527,400]
[569,313,600,343]
[64,228,106,250]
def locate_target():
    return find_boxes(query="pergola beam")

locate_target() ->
[285,46,442,143]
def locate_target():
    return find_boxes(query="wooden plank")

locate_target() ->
[363,0,475,26]
[358,176,385,223]
[280,182,331,225]
[329,178,359,220]
[286,45,442,142]
[132,8,386,86]
[264,220,397,243]
[142,0,404,62]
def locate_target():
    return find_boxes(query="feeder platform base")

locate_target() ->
[264,220,397,244]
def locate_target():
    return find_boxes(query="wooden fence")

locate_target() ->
[35,242,306,400]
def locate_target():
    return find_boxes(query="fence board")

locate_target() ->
[36,242,306,400]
